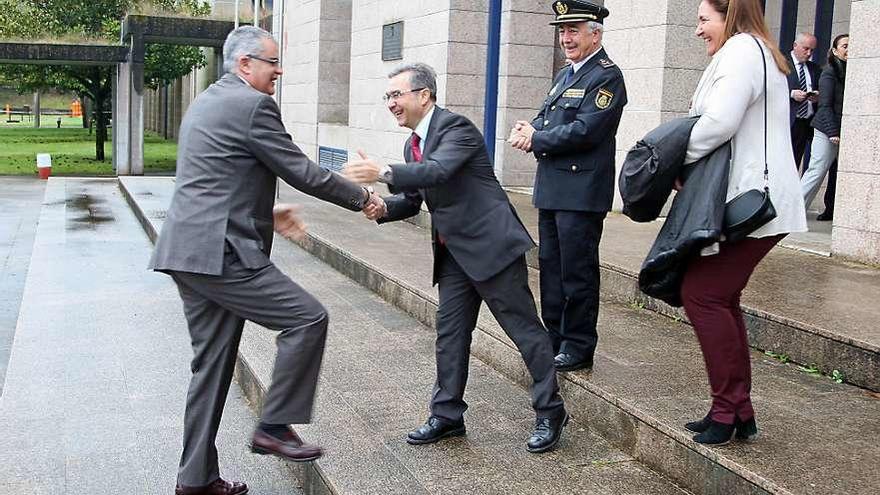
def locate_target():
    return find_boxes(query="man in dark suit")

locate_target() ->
[508,0,627,373]
[786,32,821,174]
[343,62,568,453]
[149,26,379,495]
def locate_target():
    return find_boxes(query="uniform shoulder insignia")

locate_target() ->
[598,58,616,68]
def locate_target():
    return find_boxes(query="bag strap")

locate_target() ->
[750,35,770,191]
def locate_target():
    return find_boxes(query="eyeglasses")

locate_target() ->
[382,87,426,102]
[247,54,281,66]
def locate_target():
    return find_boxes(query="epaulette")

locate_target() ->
[598,58,616,69]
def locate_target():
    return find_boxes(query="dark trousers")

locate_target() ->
[790,118,814,174]
[431,251,564,422]
[824,159,838,215]
[680,235,783,425]
[169,247,329,486]
[538,209,606,358]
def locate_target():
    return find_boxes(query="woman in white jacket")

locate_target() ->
[681,0,807,445]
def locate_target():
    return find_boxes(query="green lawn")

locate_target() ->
[0,121,177,176]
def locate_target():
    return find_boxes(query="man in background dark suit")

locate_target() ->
[787,32,821,174]
[343,63,568,454]
[508,0,627,373]
[149,26,379,495]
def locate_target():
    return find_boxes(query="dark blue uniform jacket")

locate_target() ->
[530,47,627,212]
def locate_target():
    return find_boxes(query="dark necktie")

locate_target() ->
[563,65,575,86]
[797,62,810,118]
[410,132,422,162]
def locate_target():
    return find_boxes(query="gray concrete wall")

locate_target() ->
[493,1,556,186]
[832,0,880,265]
[602,0,707,210]
[280,0,327,160]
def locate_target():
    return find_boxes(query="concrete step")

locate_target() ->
[260,183,878,495]
[399,188,880,393]
[120,178,691,495]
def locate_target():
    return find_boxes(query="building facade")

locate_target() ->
[163,0,874,264]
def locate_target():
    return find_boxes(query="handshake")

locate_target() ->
[342,150,387,221]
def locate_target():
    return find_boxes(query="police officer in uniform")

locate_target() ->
[508,0,626,372]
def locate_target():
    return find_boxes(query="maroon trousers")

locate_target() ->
[680,235,783,425]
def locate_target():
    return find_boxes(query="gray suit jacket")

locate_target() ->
[149,74,365,275]
[379,106,535,284]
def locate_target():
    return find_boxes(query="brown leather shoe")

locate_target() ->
[249,428,323,462]
[175,478,248,495]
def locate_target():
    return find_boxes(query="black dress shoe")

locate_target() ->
[406,416,466,445]
[816,211,833,221]
[693,419,735,446]
[554,353,593,372]
[527,412,569,453]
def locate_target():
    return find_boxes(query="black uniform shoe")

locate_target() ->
[816,211,833,221]
[554,353,594,372]
[693,419,735,445]
[406,416,466,445]
[526,412,569,453]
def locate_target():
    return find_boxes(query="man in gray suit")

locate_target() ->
[149,26,379,495]
[344,63,568,454]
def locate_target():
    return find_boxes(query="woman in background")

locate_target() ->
[801,33,849,222]
[681,0,807,445]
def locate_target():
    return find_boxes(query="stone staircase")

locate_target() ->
[121,177,880,495]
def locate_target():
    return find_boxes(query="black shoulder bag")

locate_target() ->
[723,35,778,243]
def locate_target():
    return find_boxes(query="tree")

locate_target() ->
[0,0,209,161]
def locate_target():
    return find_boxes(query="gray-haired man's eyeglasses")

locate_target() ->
[382,88,426,102]
[247,54,281,66]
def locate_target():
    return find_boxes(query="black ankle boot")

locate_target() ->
[693,419,735,445]
[684,414,712,433]
[734,416,759,441]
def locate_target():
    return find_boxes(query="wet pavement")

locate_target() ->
[0,178,46,397]
[0,178,303,494]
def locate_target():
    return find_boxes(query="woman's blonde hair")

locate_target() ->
[706,0,790,74]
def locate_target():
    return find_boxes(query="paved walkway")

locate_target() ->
[0,178,45,396]
[0,178,302,494]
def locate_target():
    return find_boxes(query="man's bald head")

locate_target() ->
[793,32,817,62]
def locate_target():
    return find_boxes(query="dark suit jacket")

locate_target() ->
[530,47,627,212]
[379,106,535,285]
[786,57,821,125]
[149,74,366,275]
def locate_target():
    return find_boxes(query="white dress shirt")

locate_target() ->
[567,46,603,76]
[686,34,807,238]
[412,105,436,156]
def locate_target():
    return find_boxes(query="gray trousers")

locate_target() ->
[801,130,838,211]
[431,251,564,422]
[169,248,329,486]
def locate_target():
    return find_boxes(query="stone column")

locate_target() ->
[114,61,132,176]
[130,31,145,175]
[831,0,880,264]
[493,2,556,186]
[603,0,707,210]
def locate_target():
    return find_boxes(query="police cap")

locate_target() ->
[548,0,610,25]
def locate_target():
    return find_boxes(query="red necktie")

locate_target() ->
[410,133,422,162]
